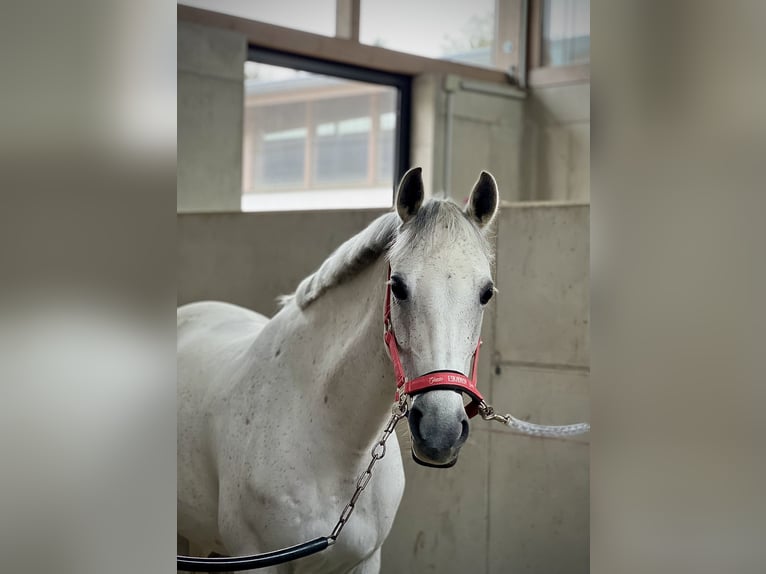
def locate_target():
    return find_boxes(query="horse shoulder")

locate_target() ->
[178,301,269,337]
[177,300,272,550]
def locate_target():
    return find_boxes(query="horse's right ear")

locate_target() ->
[465,170,499,229]
[395,167,424,223]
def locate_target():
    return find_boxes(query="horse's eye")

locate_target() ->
[480,286,494,305]
[390,276,408,301]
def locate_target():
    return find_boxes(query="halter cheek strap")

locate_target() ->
[383,266,484,418]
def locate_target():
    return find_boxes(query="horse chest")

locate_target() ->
[228,438,404,568]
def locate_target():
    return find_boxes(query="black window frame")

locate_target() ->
[246,46,412,203]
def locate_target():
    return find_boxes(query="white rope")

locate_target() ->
[503,414,590,438]
[478,402,590,438]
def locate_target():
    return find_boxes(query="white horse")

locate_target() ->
[177,167,499,573]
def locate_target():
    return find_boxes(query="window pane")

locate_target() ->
[243,62,398,212]
[376,92,397,184]
[178,0,335,37]
[313,96,371,185]
[248,102,306,188]
[360,0,495,67]
[542,0,590,67]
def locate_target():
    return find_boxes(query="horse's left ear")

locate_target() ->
[396,167,424,223]
[465,171,499,229]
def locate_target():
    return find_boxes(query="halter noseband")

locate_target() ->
[383,266,484,418]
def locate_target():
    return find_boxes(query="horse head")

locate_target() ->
[388,167,498,467]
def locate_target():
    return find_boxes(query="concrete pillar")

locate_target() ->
[178,22,246,212]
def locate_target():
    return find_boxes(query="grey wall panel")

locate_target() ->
[488,422,589,574]
[178,209,387,316]
[382,428,490,574]
[494,204,589,367]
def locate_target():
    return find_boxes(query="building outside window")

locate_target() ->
[242,63,401,211]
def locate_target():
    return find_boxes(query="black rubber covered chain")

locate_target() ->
[177,537,330,572]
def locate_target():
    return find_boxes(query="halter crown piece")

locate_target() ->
[383,265,484,418]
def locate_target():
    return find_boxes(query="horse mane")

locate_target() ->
[280,212,400,309]
[281,200,493,310]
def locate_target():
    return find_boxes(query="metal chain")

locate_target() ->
[328,398,408,543]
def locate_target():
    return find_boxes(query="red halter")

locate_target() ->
[383,266,484,418]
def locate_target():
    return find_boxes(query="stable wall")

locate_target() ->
[178,209,386,316]
[177,203,590,574]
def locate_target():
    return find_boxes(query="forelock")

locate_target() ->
[388,198,494,263]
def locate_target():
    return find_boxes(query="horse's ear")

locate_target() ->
[465,171,499,229]
[395,167,424,223]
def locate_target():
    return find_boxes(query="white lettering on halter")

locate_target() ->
[423,373,474,388]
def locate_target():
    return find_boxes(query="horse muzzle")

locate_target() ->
[407,389,470,468]
[410,449,458,468]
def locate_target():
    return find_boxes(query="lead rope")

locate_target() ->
[477,400,590,437]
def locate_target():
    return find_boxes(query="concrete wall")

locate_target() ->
[485,204,589,574]
[178,22,246,213]
[177,203,590,573]
[522,83,591,202]
[177,209,386,316]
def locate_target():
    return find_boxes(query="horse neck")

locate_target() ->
[301,256,393,456]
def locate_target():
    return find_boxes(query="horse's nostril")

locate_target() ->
[408,407,424,440]
[459,419,469,444]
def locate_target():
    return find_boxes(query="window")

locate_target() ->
[242,51,410,212]
[541,0,590,67]
[360,0,496,68]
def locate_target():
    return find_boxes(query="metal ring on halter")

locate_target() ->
[478,401,507,423]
